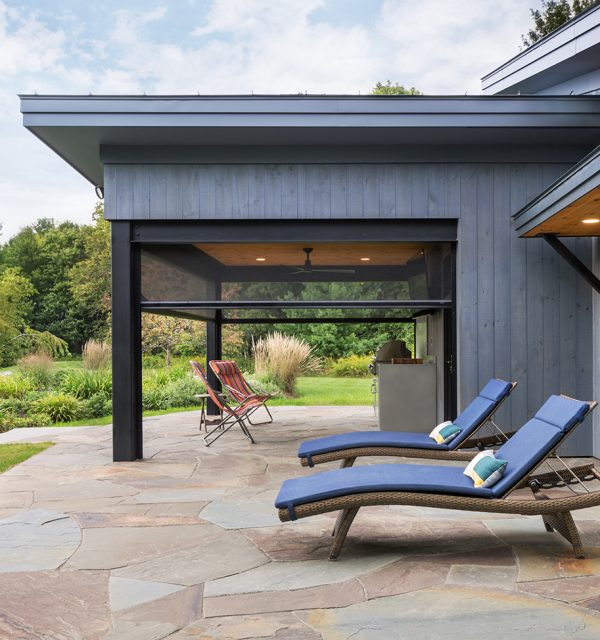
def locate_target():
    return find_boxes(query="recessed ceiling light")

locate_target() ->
[582,218,600,224]
[255,257,266,262]
[360,257,371,261]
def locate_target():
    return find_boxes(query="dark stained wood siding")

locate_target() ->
[105,162,593,454]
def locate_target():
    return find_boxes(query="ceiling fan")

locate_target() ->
[290,247,356,275]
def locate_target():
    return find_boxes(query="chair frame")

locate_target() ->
[300,381,519,468]
[209,360,274,426]
[279,399,599,560]
[190,361,261,446]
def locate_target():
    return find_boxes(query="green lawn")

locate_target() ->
[0,442,53,473]
[268,376,372,406]
[54,376,372,426]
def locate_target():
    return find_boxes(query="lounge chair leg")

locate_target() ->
[329,507,360,561]
[543,511,585,559]
[340,457,356,469]
[530,482,585,558]
[542,517,554,533]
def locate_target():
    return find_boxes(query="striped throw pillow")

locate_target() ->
[464,450,508,488]
[429,421,462,445]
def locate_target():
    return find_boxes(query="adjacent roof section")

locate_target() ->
[482,4,600,95]
[513,145,600,237]
[19,94,600,185]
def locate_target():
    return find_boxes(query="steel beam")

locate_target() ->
[543,234,600,294]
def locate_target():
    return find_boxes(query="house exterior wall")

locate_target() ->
[105,161,594,455]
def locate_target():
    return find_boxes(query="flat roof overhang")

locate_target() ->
[482,4,600,95]
[513,145,600,237]
[20,94,600,186]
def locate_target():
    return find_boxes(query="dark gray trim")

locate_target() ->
[100,144,591,165]
[544,234,600,294]
[221,316,415,324]
[141,300,451,310]
[134,220,458,244]
[513,145,600,236]
[111,222,143,462]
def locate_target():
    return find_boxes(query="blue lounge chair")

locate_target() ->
[298,378,517,468]
[277,395,599,559]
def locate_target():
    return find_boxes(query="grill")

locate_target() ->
[370,339,411,411]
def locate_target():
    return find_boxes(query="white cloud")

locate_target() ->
[0,0,540,238]
[375,0,532,94]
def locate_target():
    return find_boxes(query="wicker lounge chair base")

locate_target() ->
[298,379,518,468]
[300,434,520,469]
[279,466,600,560]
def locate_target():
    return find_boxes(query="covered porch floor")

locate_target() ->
[1,407,600,638]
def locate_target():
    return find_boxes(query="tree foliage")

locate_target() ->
[371,81,422,95]
[0,267,67,365]
[522,0,599,47]
[68,204,112,342]
[0,205,111,354]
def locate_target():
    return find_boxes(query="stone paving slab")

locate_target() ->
[172,612,321,639]
[203,577,366,618]
[0,570,110,639]
[109,576,185,612]
[0,508,80,572]
[199,500,283,529]
[113,523,269,586]
[65,524,207,570]
[296,586,600,639]
[204,553,402,597]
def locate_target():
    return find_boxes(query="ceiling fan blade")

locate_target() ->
[312,268,356,274]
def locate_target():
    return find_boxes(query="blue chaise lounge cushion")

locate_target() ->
[275,463,494,518]
[297,378,513,463]
[489,394,590,497]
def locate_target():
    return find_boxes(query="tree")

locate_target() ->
[522,0,599,47]
[142,314,206,366]
[371,81,422,95]
[0,268,67,365]
[69,204,112,342]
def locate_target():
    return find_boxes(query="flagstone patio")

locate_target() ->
[1,406,600,639]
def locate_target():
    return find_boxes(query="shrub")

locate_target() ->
[244,376,283,398]
[60,368,112,399]
[162,377,198,408]
[0,374,33,399]
[82,392,112,419]
[82,340,111,370]
[329,355,372,377]
[35,393,83,423]
[253,332,321,396]
[17,352,55,389]
[142,385,170,411]
[0,411,52,433]
[0,412,52,433]
[0,397,34,415]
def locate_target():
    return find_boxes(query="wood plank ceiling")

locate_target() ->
[524,185,600,237]
[195,242,425,266]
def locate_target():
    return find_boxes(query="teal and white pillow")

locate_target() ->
[464,450,508,488]
[429,421,462,445]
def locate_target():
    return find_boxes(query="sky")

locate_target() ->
[0,0,536,239]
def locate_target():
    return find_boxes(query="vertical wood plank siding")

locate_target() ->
[105,162,593,454]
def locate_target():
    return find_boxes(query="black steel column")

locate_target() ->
[111,222,143,461]
[206,309,223,415]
